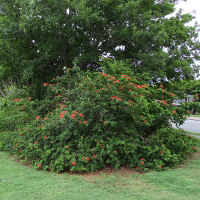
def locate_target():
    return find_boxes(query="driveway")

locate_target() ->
[172,117,200,134]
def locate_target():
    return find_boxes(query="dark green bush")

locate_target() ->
[0,60,197,171]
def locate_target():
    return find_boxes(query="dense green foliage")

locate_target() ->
[0,60,197,172]
[0,0,200,98]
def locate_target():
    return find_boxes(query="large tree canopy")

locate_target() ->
[0,0,200,93]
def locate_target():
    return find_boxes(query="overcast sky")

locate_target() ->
[175,0,200,79]
[175,0,200,28]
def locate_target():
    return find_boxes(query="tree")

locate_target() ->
[0,0,200,97]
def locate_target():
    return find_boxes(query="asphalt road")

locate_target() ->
[172,118,200,133]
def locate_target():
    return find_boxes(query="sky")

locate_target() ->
[175,0,200,79]
[175,0,200,29]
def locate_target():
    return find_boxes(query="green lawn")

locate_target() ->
[190,114,200,117]
[1,149,200,200]
[183,130,200,136]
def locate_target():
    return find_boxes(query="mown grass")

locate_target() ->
[1,140,200,200]
[190,114,200,117]
[183,130,200,136]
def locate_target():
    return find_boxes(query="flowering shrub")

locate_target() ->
[0,60,197,171]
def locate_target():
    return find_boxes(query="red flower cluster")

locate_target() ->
[110,96,122,100]
[99,72,109,77]
[108,76,116,80]
[71,113,76,119]
[113,80,120,83]
[134,85,148,89]
[72,162,76,166]
[60,112,64,119]
[37,164,42,168]
[86,157,90,162]
[13,99,21,101]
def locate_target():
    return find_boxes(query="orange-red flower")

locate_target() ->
[44,135,47,139]
[111,96,122,100]
[36,116,40,120]
[37,164,42,168]
[72,162,76,166]
[13,99,21,101]
[93,155,96,158]
[60,112,64,119]
[86,157,90,162]
[83,121,88,124]
[79,113,84,117]
[71,113,76,119]
[172,111,176,114]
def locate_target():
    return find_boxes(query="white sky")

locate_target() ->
[175,0,200,79]
[175,0,200,28]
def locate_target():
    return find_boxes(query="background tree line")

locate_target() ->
[0,0,200,98]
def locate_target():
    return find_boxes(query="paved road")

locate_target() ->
[172,118,200,133]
